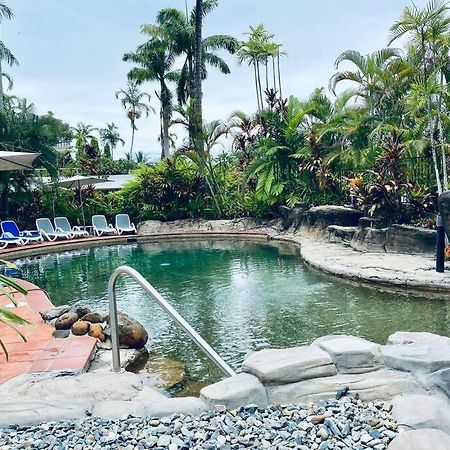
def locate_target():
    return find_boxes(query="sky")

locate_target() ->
[5,0,428,161]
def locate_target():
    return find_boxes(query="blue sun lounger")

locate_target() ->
[1,220,43,245]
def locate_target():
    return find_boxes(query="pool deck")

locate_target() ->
[0,279,96,384]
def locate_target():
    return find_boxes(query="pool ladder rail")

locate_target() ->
[108,265,236,378]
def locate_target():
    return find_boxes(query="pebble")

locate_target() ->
[0,396,398,450]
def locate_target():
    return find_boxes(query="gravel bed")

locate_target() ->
[0,396,398,450]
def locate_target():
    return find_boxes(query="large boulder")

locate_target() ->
[384,224,436,255]
[387,332,450,346]
[80,312,103,324]
[267,368,427,404]
[40,305,71,322]
[300,206,362,238]
[105,312,148,349]
[140,353,188,391]
[382,343,450,374]
[350,227,388,252]
[388,429,450,450]
[200,373,268,409]
[54,312,79,330]
[326,225,357,244]
[242,346,336,384]
[278,205,308,230]
[318,336,382,374]
[71,320,90,336]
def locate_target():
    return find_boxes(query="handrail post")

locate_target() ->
[107,265,236,377]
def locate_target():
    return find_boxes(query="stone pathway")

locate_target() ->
[0,279,96,384]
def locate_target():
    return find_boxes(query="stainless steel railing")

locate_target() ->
[108,266,236,377]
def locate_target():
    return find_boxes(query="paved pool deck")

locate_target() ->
[0,279,96,384]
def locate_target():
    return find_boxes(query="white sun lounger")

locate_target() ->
[36,218,72,242]
[92,215,118,236]
[54,217,89,238]
[115,214,137,235]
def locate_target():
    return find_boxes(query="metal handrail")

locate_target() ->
[108,266,236,377]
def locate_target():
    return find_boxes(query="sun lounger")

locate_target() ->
[1,220,43,245]
[36,218,72,242]
[115,214,137,235]
[54,217,89,238]
[0,233,24,249]
[92,215,118,236]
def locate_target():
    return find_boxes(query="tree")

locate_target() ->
[0,2,17,113]
[155,0,238,144]
[115,81,153,154]
[72,122,97,160]
[100,122,124,159]
[389,0,450,194]
[193,0,203,152]
[124,25,177,159]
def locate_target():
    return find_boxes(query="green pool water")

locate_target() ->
[14,239,450,383]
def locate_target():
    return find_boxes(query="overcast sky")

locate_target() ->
[6,0,427,160]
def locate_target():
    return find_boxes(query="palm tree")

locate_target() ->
[99,122,124,159]
[155,0,238,144]
[389,0,450,193]
[193,0,203,152]
[237,25,285,111]
[124,25,176,159]
[115,81,153,154]
[0,3,17,113]
[72,122,97,160]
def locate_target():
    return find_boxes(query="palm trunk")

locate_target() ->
[253,63,261,112]
[265,60,268,91]
[437,72,448,191]
[272,56,277,93]
[256,60,264,108]
[130,124,135,154]
[0,60,4,114]
[193,0,204,153]
[277,54,282,99]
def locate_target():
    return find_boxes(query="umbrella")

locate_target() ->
[57,175,110,227]
[0,150,40,171]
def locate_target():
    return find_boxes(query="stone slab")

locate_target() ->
[242,346,336,384]
[387,332,450,346]
[388,429,450,450]
[391,395,450,434]
[200,373,268,409]
[268,369,426,404]
[382,344,450,374]
[318,336,382,373]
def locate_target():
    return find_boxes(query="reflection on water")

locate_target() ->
[15,240,450,383]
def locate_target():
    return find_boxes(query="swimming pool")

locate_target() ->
[14,239,450,383]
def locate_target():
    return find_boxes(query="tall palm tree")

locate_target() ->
[193,0,203,152]
[99,122,124,159]
[115,81,152,154]
[155,0,238,144]
[0,3,17,113]
[72,122,96,160]
[124,25,176,159]
[389,0,450,193]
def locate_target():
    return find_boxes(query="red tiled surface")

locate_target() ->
[0,280,96,384]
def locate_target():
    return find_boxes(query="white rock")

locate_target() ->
[382,344,450,374]
[318,336,382,373]
[391,395,450,434]
[200,373,268,409]
[387,332,450,346]
[242,346,336,384]
[268,368,426,404]
[388,429,450,450]
[426,367,450,398]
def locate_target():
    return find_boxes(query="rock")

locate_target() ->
[388,429,450,450]
[318,336,382,374]
[140,353,187,391]
[71,306,92,317]
[55,312,79,330]
[391,395,450,434]
[71,320,90,336]
[382,343,450,374]
[301,206,362,237]
[350,227,387,252]
[425,368,450,398]
[40,305,71,321]
[278,205,308,230]
[200,373,268,409]
[387,332,450,346]
[384,224,436,255]
[326,225,357,244]
[105,312,148,349]
[88,323,106,342]
[267,369,426,404]
[52,329,70,338]
[80,312,103,324]
[242,346,336,384]
[89,348,148,372]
